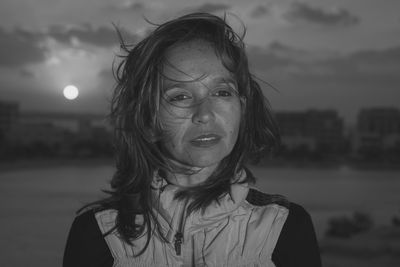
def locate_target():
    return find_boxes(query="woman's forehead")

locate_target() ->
[165,39,214,56]
[162,40,234,86]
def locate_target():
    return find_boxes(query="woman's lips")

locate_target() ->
[189,134,222,147]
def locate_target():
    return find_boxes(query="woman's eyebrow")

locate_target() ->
[163,82,191,92]
[211,77,238,92]
[214,77,237,86]
[198,76,238,88]
[163,76,237,92]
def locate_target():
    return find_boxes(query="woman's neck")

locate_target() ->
[165,163,219,187]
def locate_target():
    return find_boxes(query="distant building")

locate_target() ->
[7,121,72,146]
[0,100,19,141]
[2,111,112,158]
[275,109,345,154]
[19,112,109,133]
[355,107,400,153]
[357,108,400,136]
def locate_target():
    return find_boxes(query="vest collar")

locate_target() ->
[151,169,250,234]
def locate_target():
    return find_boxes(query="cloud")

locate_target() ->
[0,24,138,69]
[189,3,230,13]
[14,24,138,49]
[250,5,270,18]
[47,25,134,47]
[351,46,400,66]
[247,45,294,71]
[247,41,400,84]
[0,27,47,67]
[319,46,400,79]
[19,68,35,78]
[246,43,400,122]
[247,41,323,73]
[267,41,305,56]
[107,1,145,11]
[284,2,359,27]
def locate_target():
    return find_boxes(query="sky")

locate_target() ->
[0,0,399,124]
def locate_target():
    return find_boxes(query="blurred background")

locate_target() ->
[0,0,399,266]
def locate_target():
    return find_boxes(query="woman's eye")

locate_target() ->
[168,94,191,102]
[213,89,234,97]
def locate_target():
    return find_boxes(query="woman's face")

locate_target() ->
[158,40,242,168]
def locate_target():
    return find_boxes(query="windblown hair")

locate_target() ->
[86,12,280,255]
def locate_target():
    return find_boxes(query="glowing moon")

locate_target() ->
[63,85,79,100]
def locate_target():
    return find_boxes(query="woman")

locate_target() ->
[63,13,321,267]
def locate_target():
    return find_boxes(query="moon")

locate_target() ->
[63,85,79,100]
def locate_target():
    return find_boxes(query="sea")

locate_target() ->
[0,164,399,266]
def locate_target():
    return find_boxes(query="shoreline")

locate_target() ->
[1,157,400,172]
[255,158,400,170]
[0,157,114,173]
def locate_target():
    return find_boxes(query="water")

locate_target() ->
[0,164,399,266]
[250,166,400,236]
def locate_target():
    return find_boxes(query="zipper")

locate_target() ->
[174,198,189,256]
[174,232,183,255]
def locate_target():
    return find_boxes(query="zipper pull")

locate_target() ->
[174,232,183,256]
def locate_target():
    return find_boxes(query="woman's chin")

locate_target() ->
[184,154,224,169]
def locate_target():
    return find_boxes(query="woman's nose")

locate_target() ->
[191,98,215,124]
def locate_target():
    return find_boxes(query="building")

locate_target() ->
[354,107,400,154]
[6,121,72,146]
[18,111,109,133]
[0,100,19,141]
[275,109,345,154]
[2,111,112,158]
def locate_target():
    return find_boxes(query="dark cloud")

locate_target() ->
[47,25,135,47]
[0,24,138,68]
[318,46,400,79]
[247,41,312,72]
[247,42,400,85]
[284,2,359,27]
[16,24,138,48]
[267,41,304,54]
[351,46,400,66]
[247,45,295,71]
[189,3,230,13]
[250,5,270,18]
[122,2,145,11]
[248,44,400,122]
[106,1,145,12]
[0,27,47,67]
[19,68,35,78]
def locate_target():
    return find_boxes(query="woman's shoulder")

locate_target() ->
[70,209,98,232]
[265,195,322,266]
[245,187,290,209]
[72,208,119,234]
[246,187,312,222]
[244,188,321,266]
[64,209,114,267]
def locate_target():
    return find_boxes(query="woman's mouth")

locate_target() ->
[189,134,222,147]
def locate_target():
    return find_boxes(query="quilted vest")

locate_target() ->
[95,174,288,267]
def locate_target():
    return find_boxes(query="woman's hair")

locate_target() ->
[86,12,280,255]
